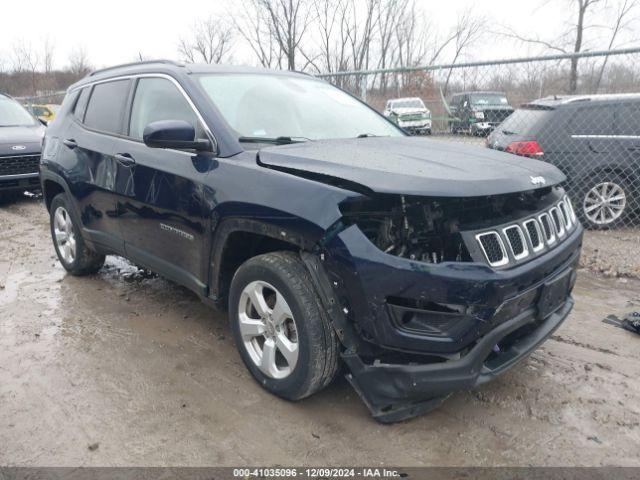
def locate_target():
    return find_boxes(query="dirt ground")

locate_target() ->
[1,196,639,467]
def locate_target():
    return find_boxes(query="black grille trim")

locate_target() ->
[538,213,556,245]
[523,219,544,252]
[503,225,529,260]
[550,207,566,237]
[0,154,41,176]
[476,231,508,267]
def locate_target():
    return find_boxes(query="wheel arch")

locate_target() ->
[209,218,318,308]
[42,177,67,212]
[572,163,638,197]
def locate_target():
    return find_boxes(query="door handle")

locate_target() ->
[114,153,136,167]
[63,138,77,149]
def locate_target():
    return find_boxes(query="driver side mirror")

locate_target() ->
[143,120,211,152]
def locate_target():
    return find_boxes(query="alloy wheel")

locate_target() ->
[53,206,77,264]
[583,181,627,226]
[237,280,299,380]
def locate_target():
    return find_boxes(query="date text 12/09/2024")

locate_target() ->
[232,468,403,478]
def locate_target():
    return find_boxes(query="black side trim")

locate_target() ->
[208,218,315,302]
[126,243,207,297]
[82,228,124,255]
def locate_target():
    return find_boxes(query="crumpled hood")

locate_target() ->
[258,136,565,197]
[0,125,44,155]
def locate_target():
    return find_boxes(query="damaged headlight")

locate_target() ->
[339,195,472,264]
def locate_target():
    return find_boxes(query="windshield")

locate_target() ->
[0,97,38,127]
[470,93,509,106]
[391,99,424,109]
[198,74,403,141]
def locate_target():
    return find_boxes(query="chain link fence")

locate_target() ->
[319,48,640,230]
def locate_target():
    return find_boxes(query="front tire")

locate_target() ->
[49,193,105,275]
[229,251,339,401]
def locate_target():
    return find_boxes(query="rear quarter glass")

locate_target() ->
[499,108,554,135]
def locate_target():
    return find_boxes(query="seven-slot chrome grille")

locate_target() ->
[475,195,578,268]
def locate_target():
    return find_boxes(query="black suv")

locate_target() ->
[0,93,45,200]
[487,94,640,229]
[449,91,514,136]
[41,61,583,422]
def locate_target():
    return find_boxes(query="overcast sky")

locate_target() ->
[0,0,636,71]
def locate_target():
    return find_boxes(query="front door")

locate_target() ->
[114,76,213,295]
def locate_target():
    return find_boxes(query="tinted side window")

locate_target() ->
[569,105,614,135]
[74,88,91,121]
[616,103,640,136]
[129,78,202,140]
[83,80,130,134]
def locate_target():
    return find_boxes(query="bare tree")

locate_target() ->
[68,45,91,76]
[312,0,342,72]
[568,0,602,92]
[499,0,602,93]
[178,16,234,64]
[245,0,314,70]
[442,9,486,95]
[395,1,432,67]
[42,37,55,74]
[593,0,638,91]
[235,1,285,68]
[11,40,40,95]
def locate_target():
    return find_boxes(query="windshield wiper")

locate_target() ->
[501,129,517,135]
[357,133,381,138]
[238,136,310,145]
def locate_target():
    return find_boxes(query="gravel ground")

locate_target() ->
[1,196,639,467]
[582,229,640,278]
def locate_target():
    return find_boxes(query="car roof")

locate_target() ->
[526,93,640,108]
[69,60,313,91]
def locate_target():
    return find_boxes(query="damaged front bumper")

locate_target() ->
[343,294,573,423]
[315,219,582,423]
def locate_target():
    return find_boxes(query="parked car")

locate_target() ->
[0,93,45,201]
[487,94,640,229]
[383,97,431,135]
[41,61,582,422]
[27,104,60,124]
[449,91,514,136]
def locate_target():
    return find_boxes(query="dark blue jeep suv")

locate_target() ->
[40,60,583,422]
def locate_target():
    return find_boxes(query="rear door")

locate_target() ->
[616,101,640,157]
[58,79,131,252]
[567,104,617,180]
[614,101,640,194]
[113,76,213,295]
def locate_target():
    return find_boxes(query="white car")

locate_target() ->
[383,97,432,135]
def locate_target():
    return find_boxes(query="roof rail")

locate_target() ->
[88,59,185,77]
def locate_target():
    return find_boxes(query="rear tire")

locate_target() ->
[229,251,339,401]
[577,173,633,229]
[49,193,105,275]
